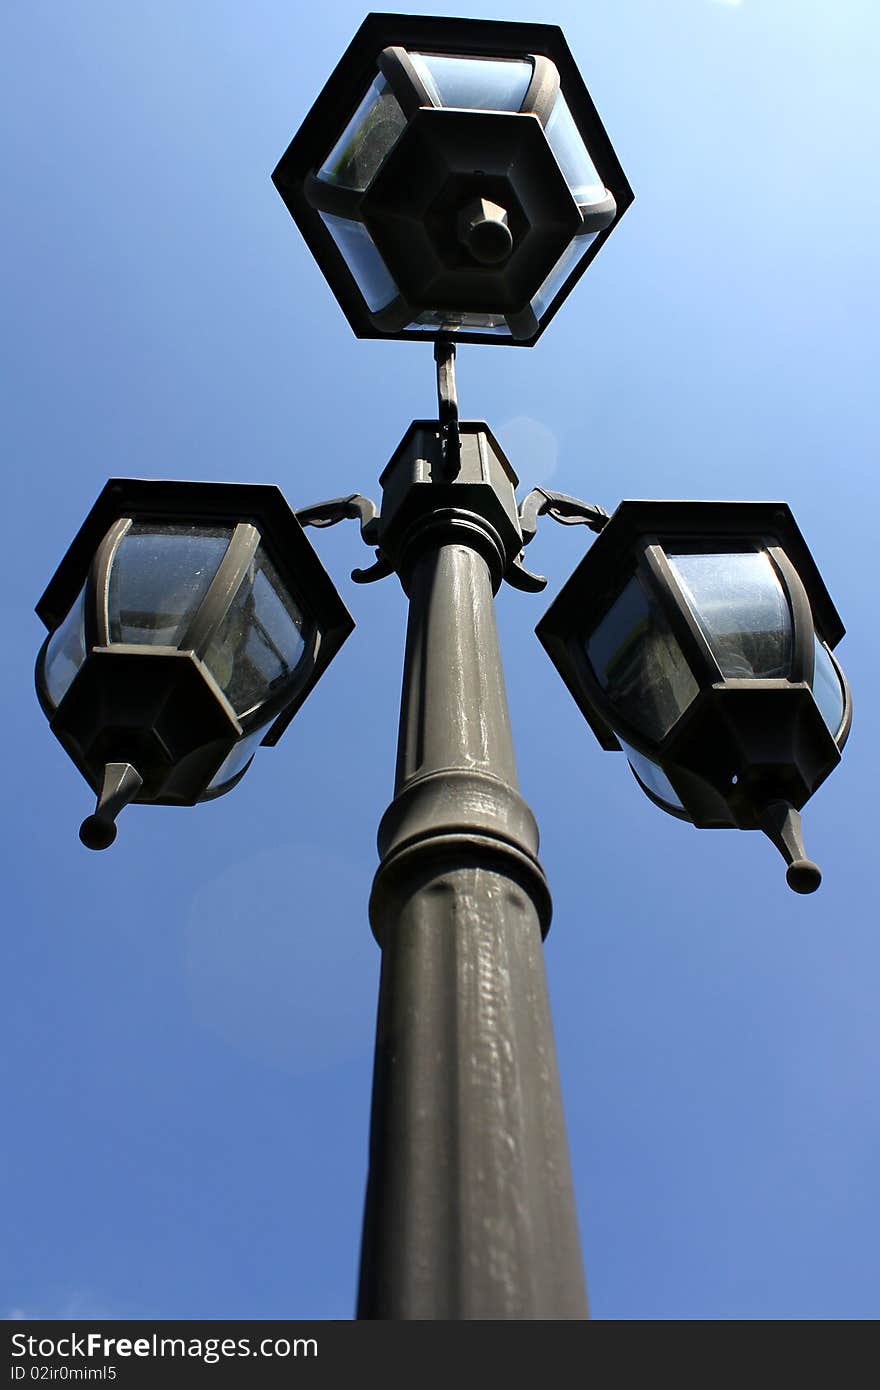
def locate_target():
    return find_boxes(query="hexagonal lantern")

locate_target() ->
[536,501,851,892]
[36,479,354,848]
[272,13,633,345]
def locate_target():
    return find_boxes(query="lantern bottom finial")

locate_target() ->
[785,858,822,895]
[79,762,143,851]
[759,800,822,895]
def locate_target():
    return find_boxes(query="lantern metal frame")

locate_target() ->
[536,499,851,831]
[272,12,633,345]
[36,478,355,806]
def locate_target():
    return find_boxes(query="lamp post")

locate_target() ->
[34,13,850,1321]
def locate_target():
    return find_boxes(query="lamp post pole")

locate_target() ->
[355,372,588,1319]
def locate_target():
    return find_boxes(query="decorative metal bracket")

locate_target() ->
[519,487,610,542]
[295,493,393,584]
[505,486,610,592]
[295,493,380,542]
[505,552,550,593]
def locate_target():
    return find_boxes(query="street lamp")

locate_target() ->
[535,501,851,893]
[34,12,850,1321]
[272,12,632,342]
[36,478,354,848]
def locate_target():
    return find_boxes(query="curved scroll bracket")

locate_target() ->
[504,487,609,592]
[351,553,394,584]
[295,493,380,546]
[505,552,548,592]
[296,494,394,587]
[518,487,610,546]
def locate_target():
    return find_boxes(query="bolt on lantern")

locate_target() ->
[35,479,353,848]
[272,12,632,344]
[536,501,851,892]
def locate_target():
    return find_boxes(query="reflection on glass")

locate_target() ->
[587,574,698,741]
[43,584,87,707]
[531,233,597,318]
[409,308,511,334]
[320,213,398,312]
[203,546,307,718]
[205,726,266,794]
[319,77,406,190]
[667,550,792,679]
[409,52,532,111]
[619,738,684,811]
[545,93,606,204]
[812,637,845,737]
[107,525,231,647]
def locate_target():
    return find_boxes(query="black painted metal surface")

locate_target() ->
[357,426,588,1319]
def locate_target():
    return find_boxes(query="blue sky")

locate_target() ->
[2,0,878,1320]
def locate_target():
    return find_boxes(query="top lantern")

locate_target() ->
[272,13,632,345]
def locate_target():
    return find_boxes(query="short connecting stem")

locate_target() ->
[434,339,461,479]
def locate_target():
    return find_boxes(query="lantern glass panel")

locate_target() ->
[107,524,232,647]
[205,725,266,794]
[812,637,845,737]
[43,583,87,708]
[531,232,598,318]
[203,545,307,718]
[409,52,533,111]
[319,76,406,191]
[319,213,398,312]
[587,573,699,741]
[544,92,607,205]
[667,550,792,679]
[619,739,684,811]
